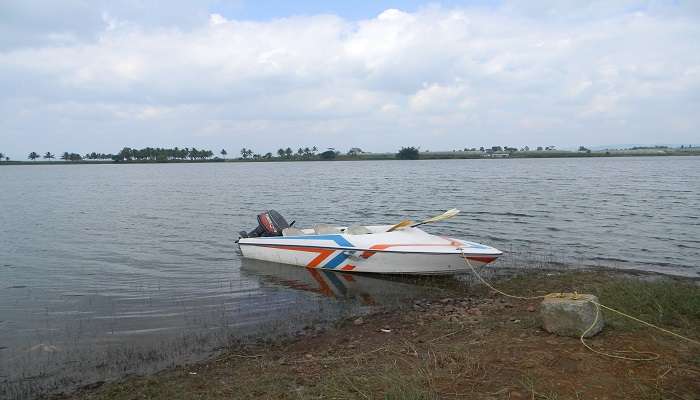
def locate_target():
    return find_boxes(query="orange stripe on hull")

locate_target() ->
[268,245,335,268]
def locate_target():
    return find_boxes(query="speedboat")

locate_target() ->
[237,209,502,275]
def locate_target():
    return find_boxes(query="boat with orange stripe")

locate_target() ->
[237,209,502,275]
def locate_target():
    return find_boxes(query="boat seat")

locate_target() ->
[313,224,342,235]
[282,227,305,236]
[346,225,372,235]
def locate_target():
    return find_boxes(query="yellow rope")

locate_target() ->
[580,301,659,361]
[458,250,700,361]
[592,300,700,346]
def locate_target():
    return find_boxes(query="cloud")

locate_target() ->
[1,2,699,156]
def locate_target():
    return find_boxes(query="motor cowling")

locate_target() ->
[240,210,290,238]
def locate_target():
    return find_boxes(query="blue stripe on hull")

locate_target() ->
[323,252,349,269]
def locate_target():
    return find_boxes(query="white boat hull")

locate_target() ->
[238,226,501,275]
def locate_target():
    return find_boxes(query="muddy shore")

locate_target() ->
[47,270,700,400]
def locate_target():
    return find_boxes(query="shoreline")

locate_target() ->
[40,268,700,400]
[2,150,699,165]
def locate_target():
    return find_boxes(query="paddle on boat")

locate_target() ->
[237,209,502,275]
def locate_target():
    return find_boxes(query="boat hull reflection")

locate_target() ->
[240,258,438,306]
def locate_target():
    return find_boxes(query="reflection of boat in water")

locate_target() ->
[238,209,502,275]
[240,258,434,305]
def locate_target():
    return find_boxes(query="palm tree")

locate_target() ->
[0,152,4,161]
[277,148,285,158]
[28,152,40,161]
[285,147,293,159]
[220,149,227,159]
[43,152,55,160]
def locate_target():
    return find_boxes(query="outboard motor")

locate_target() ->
[239,210,292,238]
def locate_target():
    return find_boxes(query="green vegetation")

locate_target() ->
[239,148,253,159]
[319,150,338,160]
[28,151,40,161]
[85,152,114,160]
[598,279,700,331]
[61,152,84,161]
[479,271,700,335]
[113,147,214,161]
[397,146,420,160]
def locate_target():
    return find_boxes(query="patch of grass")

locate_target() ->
[484,271,700,334]
[485,270,612,298]
[596,279,700,331]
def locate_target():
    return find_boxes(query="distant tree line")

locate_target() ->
[17,146,328,162]
[113,147,214,161]
[396,144,597,159]
[271,146,319,160]
[13,145,421,163]
[238,146,341,161]
[61,152,85,161]
[22,151,113,161]
[19,147,217,162]
[7,144,696,164]
[454,145,596,153]
[397,146,420,160]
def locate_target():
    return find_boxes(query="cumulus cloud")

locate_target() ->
[1,2,699,156]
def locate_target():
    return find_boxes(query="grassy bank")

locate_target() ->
[57,270,700,400]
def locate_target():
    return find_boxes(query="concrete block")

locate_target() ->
[539,293,604,338]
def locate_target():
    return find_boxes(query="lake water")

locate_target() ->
[1,157,699,397]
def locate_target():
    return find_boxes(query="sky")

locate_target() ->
[1,1,699,158]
